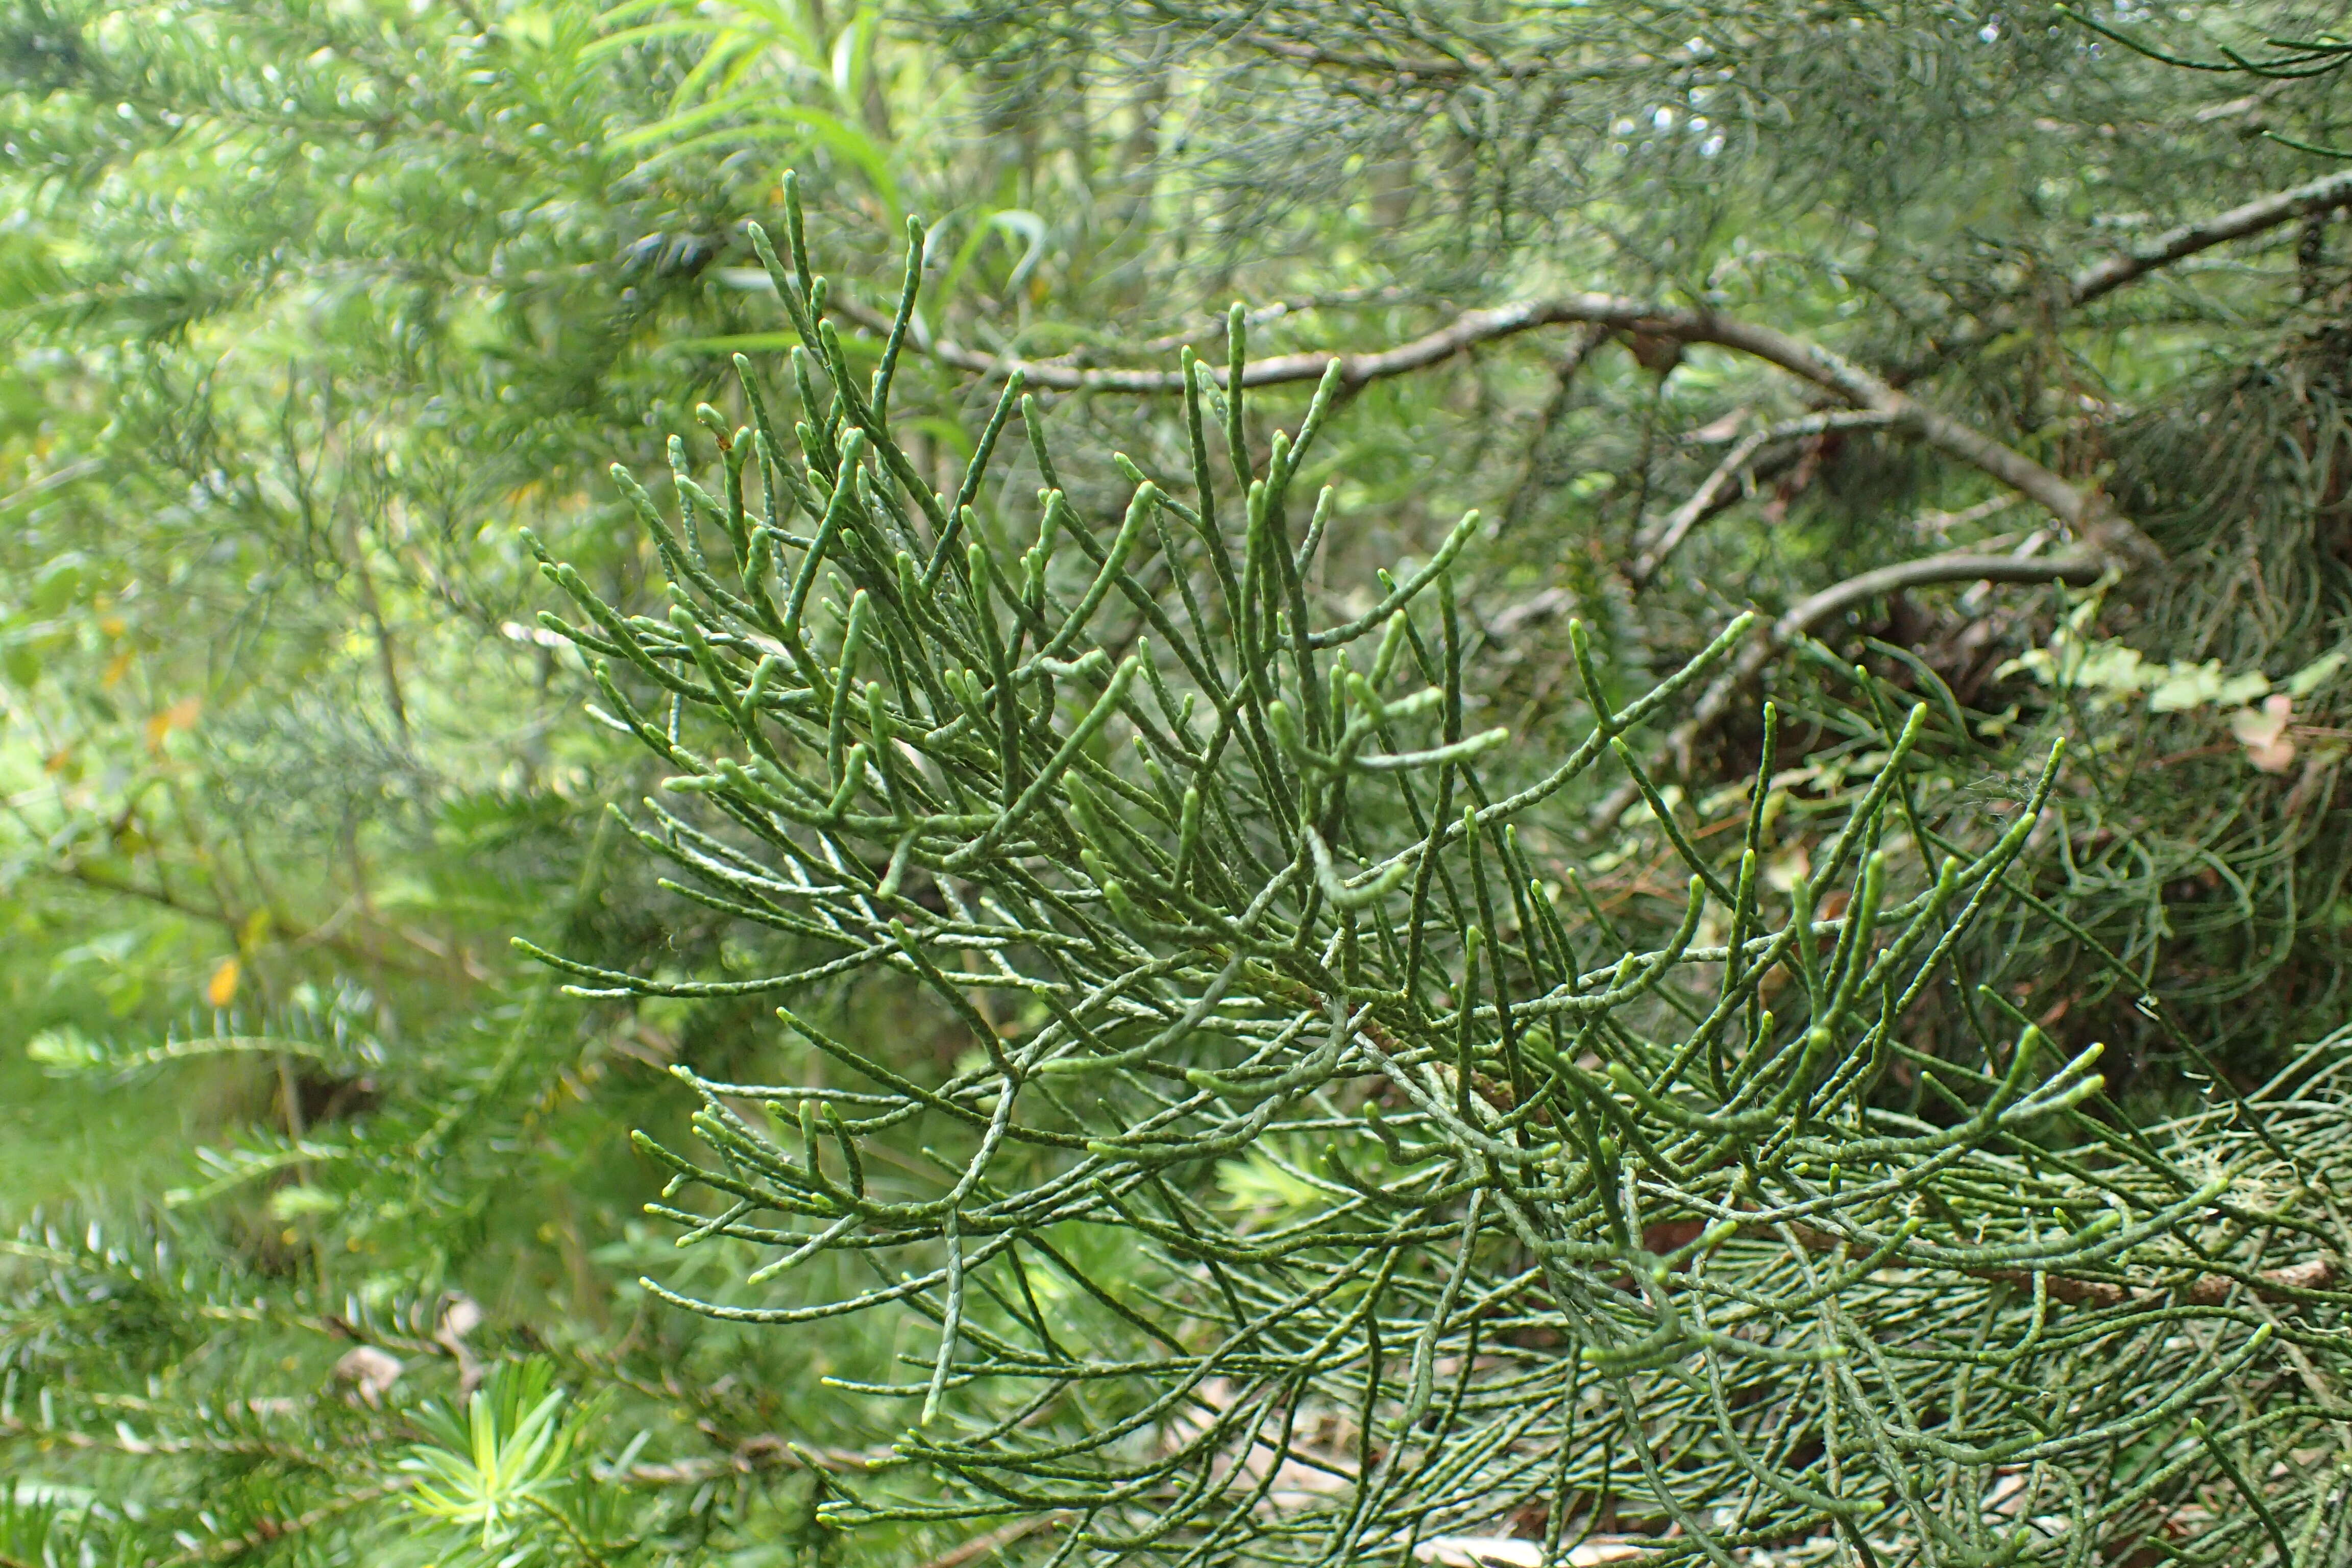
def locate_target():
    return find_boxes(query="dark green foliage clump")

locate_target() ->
[534,187,2352,1567]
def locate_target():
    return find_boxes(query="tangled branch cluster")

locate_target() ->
[527,182,2352,1566]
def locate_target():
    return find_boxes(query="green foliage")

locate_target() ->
[402,1359,608,1562]
[532,193,2352,1565]
[17,1,2352,1563]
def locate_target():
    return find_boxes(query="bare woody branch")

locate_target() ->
[870,166,2352,397]
[1777,551,2107,642]
[1628,409,1896,589]
[1595,544,2104,822]
[1611,166,2352,579]
[861,290,2147,565]
[1585,180,2352,798]
[911,1514,1069,1568]
[1894,163,2352,381]
[840,165,2352,571]
[1984,1256,2336,1311]
[2080,165,2352,306]
[1671,547,2104,766]
[1633,1216,2341,1311]
[1765,1222,2339,1311]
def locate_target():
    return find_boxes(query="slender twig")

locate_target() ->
[1597,546,2104,818]
[0,457,103,513]
[840,167,2352,574]
[1775,551,2105,640]
[1628,409,1897,589]
[843,291,2150,566]
[30,862,432,977]
[1892,163,2352,383]
[914,1512,1069,1568]
[162,1483,407,1564]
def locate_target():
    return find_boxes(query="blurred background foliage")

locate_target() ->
[8,0,2352,1560]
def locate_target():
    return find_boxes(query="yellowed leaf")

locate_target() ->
[144,696,202,753]
[205,957,241,1009]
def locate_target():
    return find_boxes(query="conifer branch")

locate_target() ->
[1893,162,2352,382]
[850,292,2148,565]
[861,165,2352,575]
[157,1484,405,1565]
[529,187,2342,1562]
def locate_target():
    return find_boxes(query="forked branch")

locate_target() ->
[866,289,2145,566]
[1628,409,1897,589]
[848,166,2352,572]
[1595,545,2104,819]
